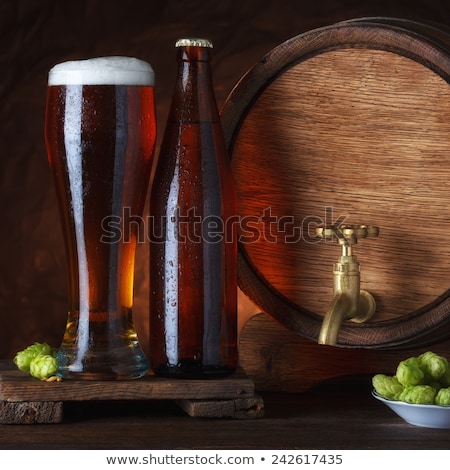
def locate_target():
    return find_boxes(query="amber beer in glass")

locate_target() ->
[45,57,156,379]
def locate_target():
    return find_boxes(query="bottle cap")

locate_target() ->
[175,38,213,48]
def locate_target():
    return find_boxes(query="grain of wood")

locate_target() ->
[222,19,450,347]
[239,313,450,392]
[0,365,254,403]
[0,361,260,423]
[176,395,264,419]
[0,401,63,424]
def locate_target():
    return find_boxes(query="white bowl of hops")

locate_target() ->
[372,351,450,428]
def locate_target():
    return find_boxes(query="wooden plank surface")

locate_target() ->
[176,395,264,419]
[0,401,63,424]
[0,361,254,403]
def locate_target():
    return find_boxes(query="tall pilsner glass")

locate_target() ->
[44,57,156,379]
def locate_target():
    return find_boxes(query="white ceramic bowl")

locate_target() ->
[372,390,450,428]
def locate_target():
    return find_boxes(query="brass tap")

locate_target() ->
[316,224,379,346]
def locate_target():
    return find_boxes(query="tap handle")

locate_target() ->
[316,224,379,245]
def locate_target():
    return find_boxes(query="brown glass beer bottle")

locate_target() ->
[149,38,238,378]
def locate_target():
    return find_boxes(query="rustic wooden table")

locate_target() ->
[0,372,448,450]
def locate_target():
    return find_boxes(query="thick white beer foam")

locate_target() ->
[48,56,155,86]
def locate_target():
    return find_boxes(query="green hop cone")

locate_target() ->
[29,354,58,380]
[396,357,425,386]
[372,374,404,400]
[435,387,450,406]
[13,342,54,372]
[399,384,436,404]
[418,351,449,381]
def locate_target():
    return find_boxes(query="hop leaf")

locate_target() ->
[13,342,54,372]
[29,354,58,380]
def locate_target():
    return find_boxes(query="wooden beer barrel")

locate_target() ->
[221,17,450,348]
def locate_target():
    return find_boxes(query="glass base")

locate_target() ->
[56,345,150,380]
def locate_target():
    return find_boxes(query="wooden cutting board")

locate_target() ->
[0,361,263,423]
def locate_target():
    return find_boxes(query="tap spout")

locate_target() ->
[318,292,356,345]
[318,251,376,346]
[316,224,378,345]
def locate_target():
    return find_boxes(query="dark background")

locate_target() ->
[2,0,450,359]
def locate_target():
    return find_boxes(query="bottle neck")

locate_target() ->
[177,45,212,62]
[171,46,219,123]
